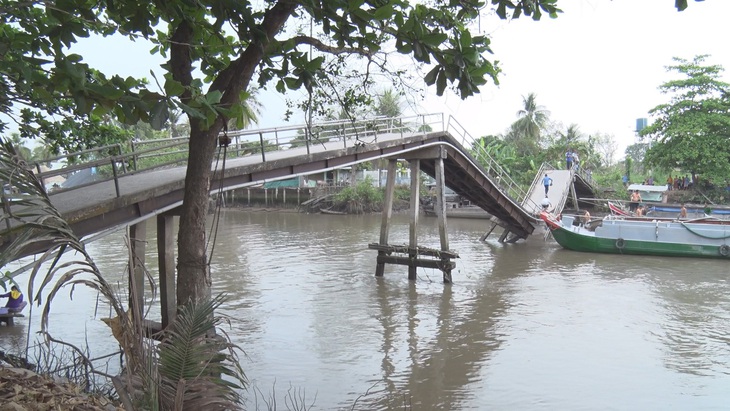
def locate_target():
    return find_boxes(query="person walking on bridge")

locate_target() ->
[543,173,553,196]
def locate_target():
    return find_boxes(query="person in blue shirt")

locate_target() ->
[565,149,573,170]
[542,173,553,196]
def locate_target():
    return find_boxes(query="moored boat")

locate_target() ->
[423,204,492,219]
[540,211,730,259]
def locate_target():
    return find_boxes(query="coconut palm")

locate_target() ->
[506,92,550,157]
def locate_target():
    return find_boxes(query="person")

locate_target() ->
[667,175,673,191]
[636,204,645,217]
[582,210,591,226]
[629,190,641,212]
[622,174,629,188]
[542,173,553,196]
[0,285,23,312]
[679,203,687,219]
[540,196,553,212]
[565,148,573,170]
[571,151,580,171]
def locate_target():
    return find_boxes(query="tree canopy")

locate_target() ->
[640,55,730,185]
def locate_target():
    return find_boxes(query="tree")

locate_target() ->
[375,89,403,118]
[640,55,730,185]
[1,0,562,308]
[507,92,551,156]
[588,132,618,168]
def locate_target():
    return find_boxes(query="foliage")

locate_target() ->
[157,294,246,410]
[0,139,246,410]
[333,178,384,213]
[640,55,730,185]
[375,89,403,118]
[506,92,551,156]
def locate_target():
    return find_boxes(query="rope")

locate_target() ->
[206,125,230,265]
[680,221,730,240]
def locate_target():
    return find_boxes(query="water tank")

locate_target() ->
[636,118,648,132]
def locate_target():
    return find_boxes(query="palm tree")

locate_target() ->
[507,92,550,156]
[563,123,582,146]
[376,89,402,118]
[226,89,262,132]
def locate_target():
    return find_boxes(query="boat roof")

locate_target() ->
[627,184,668,192]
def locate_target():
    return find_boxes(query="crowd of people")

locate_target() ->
[565,148,580,171]
[666,174,694,191]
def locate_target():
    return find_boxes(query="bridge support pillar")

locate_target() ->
[157,214,177,328]
[128,221,146,325]
[370,148,456,283]
[375,159,397,277]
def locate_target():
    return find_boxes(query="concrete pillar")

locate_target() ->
[157,214,176,328]
[128,221,146,324]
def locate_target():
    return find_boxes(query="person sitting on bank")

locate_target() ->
[0,286,24,312]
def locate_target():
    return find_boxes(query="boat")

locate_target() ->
[608,201,632,216]
[423,204,492,219]
[539,211,730,259]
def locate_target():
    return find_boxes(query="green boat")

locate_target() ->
[539,211,730,259]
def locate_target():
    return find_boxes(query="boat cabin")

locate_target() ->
[627,184,668,203]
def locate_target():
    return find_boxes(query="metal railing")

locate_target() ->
[25,115,440,195]
[17,114,545,221]
[444,115,537,212]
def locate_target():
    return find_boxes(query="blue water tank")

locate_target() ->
[636,118,648,132]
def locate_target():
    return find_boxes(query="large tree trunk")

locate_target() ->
[176,125,221,306]
[171,1,297,308]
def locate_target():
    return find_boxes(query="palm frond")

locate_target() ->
[157,294,247,411]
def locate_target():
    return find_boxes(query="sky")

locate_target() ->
[61,0,730,158]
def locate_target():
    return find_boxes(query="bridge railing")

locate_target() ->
[444,116,537,212]
[221,113,445,160]
[27,114,448,196]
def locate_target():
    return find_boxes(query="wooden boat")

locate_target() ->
[608,201,632,216]
[423,204,492,219]
[539,211,730,259]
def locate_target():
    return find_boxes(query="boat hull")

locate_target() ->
[541,212,730,259]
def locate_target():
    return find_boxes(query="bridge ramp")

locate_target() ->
[525,169,573,215]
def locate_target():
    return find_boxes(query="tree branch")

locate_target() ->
[289,35,375,58]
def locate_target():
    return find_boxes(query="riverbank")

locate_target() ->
[0,366,121,410]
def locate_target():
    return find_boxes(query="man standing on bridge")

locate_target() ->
[543,173,553,196]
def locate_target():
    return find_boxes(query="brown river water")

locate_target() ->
[2,210,730,410]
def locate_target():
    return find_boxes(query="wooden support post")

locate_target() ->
[408,159,420,281]
[157,214,177,328]
[434,157,451,283]
[480,222,498,241]
[570,178,580,211]
[498,229,510,243]
[128,221,146,325]
[375,159,398,277]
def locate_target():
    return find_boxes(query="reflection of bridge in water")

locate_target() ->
[1,114,596,325]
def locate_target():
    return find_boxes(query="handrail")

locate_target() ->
[444,116,528,202]
[20,114,540,225]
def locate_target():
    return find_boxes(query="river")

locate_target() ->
[2,210,729,410]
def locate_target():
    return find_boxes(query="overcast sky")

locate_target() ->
[67,0,730,158]
[422,0,730,156]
